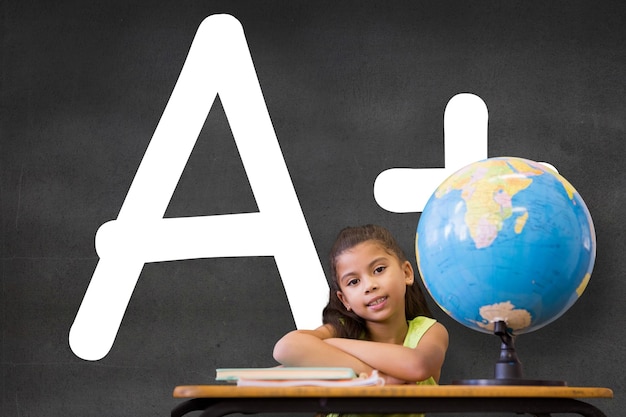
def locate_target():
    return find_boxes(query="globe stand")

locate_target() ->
[452,321,567,386]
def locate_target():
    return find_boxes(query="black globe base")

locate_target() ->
[452,378,567,386]
[451,320,567,387]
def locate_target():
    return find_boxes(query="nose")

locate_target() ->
[363,275,379,293]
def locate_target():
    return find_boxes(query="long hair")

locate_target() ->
[322,224,432,339]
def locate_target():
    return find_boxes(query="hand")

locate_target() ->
[378,371,408,385]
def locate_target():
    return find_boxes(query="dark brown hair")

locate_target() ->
[322,224,432,339]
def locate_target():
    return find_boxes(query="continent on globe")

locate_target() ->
[435,158,551,249]
[475,301,531,332]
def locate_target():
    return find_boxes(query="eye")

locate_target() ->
[346,278,360,286]
[373,265,386,274]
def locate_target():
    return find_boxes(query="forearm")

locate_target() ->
[273,330,374,375]
[324,338,436,382]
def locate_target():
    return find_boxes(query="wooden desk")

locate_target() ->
[172,384,613,417]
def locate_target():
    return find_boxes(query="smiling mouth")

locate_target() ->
[367,296,388,307]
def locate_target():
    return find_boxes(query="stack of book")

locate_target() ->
[216,367,385,387]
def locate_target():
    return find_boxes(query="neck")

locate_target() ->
[366,315,409,344]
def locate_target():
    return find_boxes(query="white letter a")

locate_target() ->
[69,14,329,361]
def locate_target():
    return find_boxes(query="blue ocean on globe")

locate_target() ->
[416,156,596,335]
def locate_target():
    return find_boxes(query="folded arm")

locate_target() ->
[273,324,375,376]
[273,322,448,384]
[324,322,448,383]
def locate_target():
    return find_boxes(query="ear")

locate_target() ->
[403,261,415,285]
[336,291,351,311]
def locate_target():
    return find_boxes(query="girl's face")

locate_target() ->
[334,240,414,323]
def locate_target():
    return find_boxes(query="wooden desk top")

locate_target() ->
[173,384,613,399]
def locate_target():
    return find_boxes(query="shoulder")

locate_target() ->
[405,316,447,348]
[408,316,437,332]
[301,323,337,339]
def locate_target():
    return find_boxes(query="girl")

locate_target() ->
[273,224,448,387]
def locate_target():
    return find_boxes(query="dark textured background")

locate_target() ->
[2,1,624,416]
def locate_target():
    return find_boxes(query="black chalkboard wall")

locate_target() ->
[2,1,624,416]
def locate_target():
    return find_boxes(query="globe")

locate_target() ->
[416,156,596,336]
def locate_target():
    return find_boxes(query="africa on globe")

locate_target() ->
[416,156,596,335]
